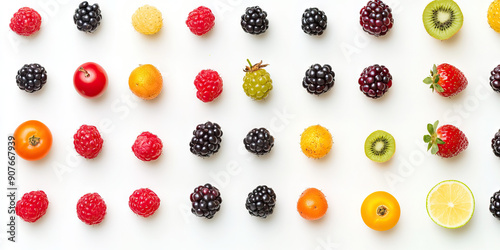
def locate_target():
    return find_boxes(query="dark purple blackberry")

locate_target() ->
[492,130,500,157]
[359,0,394,37]
[241,6,269,35]
[189,121,223,157]
[358,64,392,99]
[302,64,335,95]
[490,65,500,92]
[245,185,276,218]
[244,128,274,155]
[190,183,222,219]
[73,1,102,33]
[301,7,327,36]
[490,190,500,219]
[16,63,47,93]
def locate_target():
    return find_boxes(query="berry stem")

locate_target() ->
[376,205,388,217]
[247,59,253,68]
[28,135,40,146]
[78,67,90,78]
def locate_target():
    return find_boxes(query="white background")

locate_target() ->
[1,0,500,249]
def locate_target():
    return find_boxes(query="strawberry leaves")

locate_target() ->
[424,120,445,155]
[423,64,444,93]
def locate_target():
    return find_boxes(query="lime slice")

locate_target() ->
[426,180,474,229]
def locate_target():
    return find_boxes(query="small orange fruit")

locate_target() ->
[300,125,332,159]
[129,64,163,100]
[297,188,328,220]
[361,191,400,231]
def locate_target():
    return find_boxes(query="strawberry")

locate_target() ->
[423,64,468,97]
[424,120,468,158]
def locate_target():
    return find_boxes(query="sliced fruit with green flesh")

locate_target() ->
[364,130,395,163]
[423,0,463,40]
[426,180,474,229]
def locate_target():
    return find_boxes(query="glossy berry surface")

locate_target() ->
[358,64,392,98]
[302,64,335,95]
[301,7,327,35]
[10,7,41,36]
[492,130,500,157]
[241,6,269,35]
[424,121,468,159]
[186,6,215,36]
[76,193,107,225]
[132,132,163,161]
[359,0,394,36]
[73,1,102,33]
[194,69,223,102]
[423,64,468,97]
[189,122,223,157]
[490,65,500,92]
[243,128,274,155]
[16,63,47,93]
[16,190,49,223]
[190,183,222,219]
[74,125,104,159]
[490,190,500,219]
[243,60,273,100]
[129,188,161,218]
[245,185,276,218]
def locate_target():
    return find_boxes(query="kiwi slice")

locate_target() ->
[364,130,396,163]
[423,0,463,40]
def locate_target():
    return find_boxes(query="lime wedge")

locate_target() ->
[426,180,474,229]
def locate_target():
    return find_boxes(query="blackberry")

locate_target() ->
[16,63,47,93]
[358,64,392,99]
[490,190,500,219]
[360,0,394,37]
[245,185,276,218]
[73,1,102,33]
[492,130,500,157]
[241,6,269,35]
[243,128,274,155]
[189,121,223,157]
[301,7,327,36]
[190,183,222,219]
[302,64,335,95]
[490,65,500,92]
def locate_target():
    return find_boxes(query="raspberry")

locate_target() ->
[73,125,103,159]
[73,1,102,33]
[243,128,274,155]
[245,185,276,218]
[490,65,500,93]
[243,60,273,100]
[190,183,222,219]
[360,0,394,37]
[492,130,500,157]
[76,193,106,225]
[132,5,163,35]
[302,64,335,95]
[358,64,392,99]
[189,122,223,157]
[194,69,223,102]
[16,190,49,223]
[129,188,161,217]
[186,6,215,36]
[302,7,327,35]
[241,6,269,35]
[10,7,42,36]
[16,63,47,93]
[132,132,163,161]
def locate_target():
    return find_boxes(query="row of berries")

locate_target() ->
[10,1,393,37]
[18,62,500,100]
[16,184,275,224]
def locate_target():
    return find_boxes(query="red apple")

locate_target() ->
[74,62,108,98]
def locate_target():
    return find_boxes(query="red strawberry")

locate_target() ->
[424,120,468,158]
[423,64,468,97]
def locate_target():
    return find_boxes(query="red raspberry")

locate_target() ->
[76,193,107,225]
[194,69,223,102]
[10,7,42,36]
[129,188,161,217]
[132,132,163,161]
[186,6,215,36]
[74,125,104,159]
[16,190,49,223]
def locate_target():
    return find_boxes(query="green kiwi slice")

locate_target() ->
[364,130,396,163]
[423,0,463,40]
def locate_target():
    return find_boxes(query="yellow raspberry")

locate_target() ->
[488,0,500,33]
[132,5,163,35]
[300,125,333,159]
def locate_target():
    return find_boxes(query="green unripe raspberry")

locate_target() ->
[242,60,273,100]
